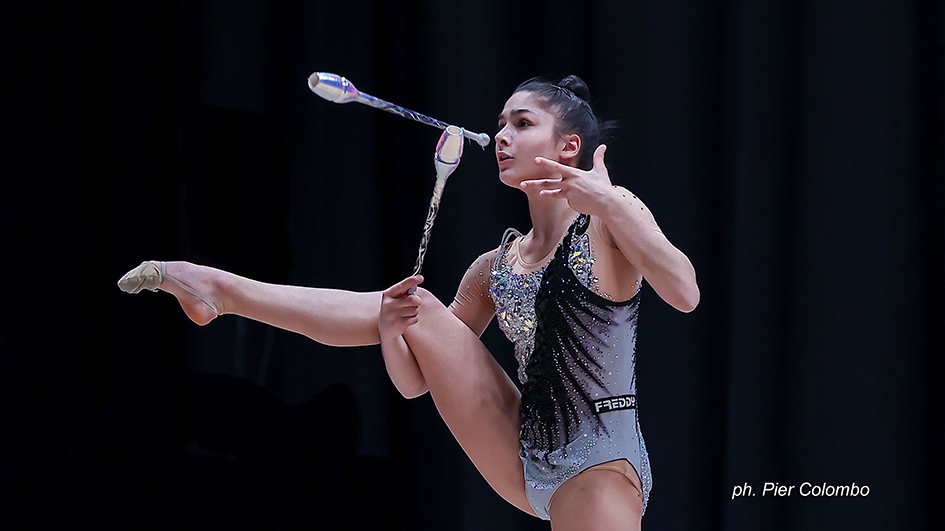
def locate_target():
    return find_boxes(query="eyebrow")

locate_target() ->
[497,108,535,123]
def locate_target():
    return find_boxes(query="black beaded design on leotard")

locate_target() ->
[520,214,639,455]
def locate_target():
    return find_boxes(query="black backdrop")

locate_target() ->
[2,1,942,530]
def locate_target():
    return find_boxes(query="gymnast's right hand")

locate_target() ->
[378,275,424,340]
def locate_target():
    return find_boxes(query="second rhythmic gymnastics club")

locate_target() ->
[308,72,491,148]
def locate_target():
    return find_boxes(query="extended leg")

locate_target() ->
[123,261,383,346]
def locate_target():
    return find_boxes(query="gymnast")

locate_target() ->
[119,75,699,530]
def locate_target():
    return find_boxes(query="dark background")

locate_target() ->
[2,1,942,530]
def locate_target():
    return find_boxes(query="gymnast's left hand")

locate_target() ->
[523,144,618,216]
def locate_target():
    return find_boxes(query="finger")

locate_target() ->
[534,156,582,177]
[390,295,421,313]
[388,297,417,310]
[399,298,421,312]
[386,275,424,297]
[520,177,564,191]
[592,144,607,169]
[538,188,563,196]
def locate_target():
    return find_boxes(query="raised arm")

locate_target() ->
[526,144,699,313]
[594,186,699,312]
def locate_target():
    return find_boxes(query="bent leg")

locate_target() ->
[403,288,533,515]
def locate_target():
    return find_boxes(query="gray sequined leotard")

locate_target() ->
[489,214,651,520]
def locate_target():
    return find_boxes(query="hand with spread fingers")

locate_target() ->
[521,144,618,216]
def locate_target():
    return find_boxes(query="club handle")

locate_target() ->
[308,72,491,148]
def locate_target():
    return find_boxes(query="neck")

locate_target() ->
[523,193,577,251]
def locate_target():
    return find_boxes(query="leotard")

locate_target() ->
[488,214,652,520]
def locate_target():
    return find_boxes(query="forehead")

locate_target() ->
[498,91,550,120]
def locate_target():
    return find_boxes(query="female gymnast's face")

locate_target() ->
[495,91,571,189]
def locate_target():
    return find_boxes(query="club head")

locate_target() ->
[434,126,464,181]
[308,72,360,104]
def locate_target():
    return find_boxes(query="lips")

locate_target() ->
[497,152,513,166]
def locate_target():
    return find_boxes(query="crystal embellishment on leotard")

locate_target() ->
[489,228,546,383]
[491,222,614,383]
[568,232,598,289]
[567,225,616,301]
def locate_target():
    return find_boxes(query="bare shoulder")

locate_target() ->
[611,186,655,216]
[598,187,662,241]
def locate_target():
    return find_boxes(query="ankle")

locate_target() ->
[204,266,234,316]
[163,261,224,318]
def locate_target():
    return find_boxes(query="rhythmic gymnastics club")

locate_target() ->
[402,125,464,295]
[308,72,491,148]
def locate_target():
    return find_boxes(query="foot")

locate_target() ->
[118,261,223,326]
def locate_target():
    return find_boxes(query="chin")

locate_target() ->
[498,171,523,190]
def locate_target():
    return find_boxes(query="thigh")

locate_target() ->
[404,288,533,516]
[548,464,643,531]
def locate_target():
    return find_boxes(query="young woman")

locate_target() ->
[119,75,699,530]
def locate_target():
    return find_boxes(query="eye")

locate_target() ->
[517,119,530,128]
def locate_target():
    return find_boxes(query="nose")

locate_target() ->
[495,124,510,146]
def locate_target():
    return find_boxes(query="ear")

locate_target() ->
[559,133,581,164]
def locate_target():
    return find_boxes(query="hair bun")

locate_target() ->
[557,75,590,102]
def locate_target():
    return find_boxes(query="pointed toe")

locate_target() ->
[118,261,162,294]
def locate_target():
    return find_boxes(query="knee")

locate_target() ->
[415,287,446,313]
[414,286,435,300]
[401,287,448,339]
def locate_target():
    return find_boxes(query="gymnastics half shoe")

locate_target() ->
[118,261,219,316]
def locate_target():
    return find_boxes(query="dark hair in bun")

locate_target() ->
[557,75,591,102]
[514,75,617,170]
